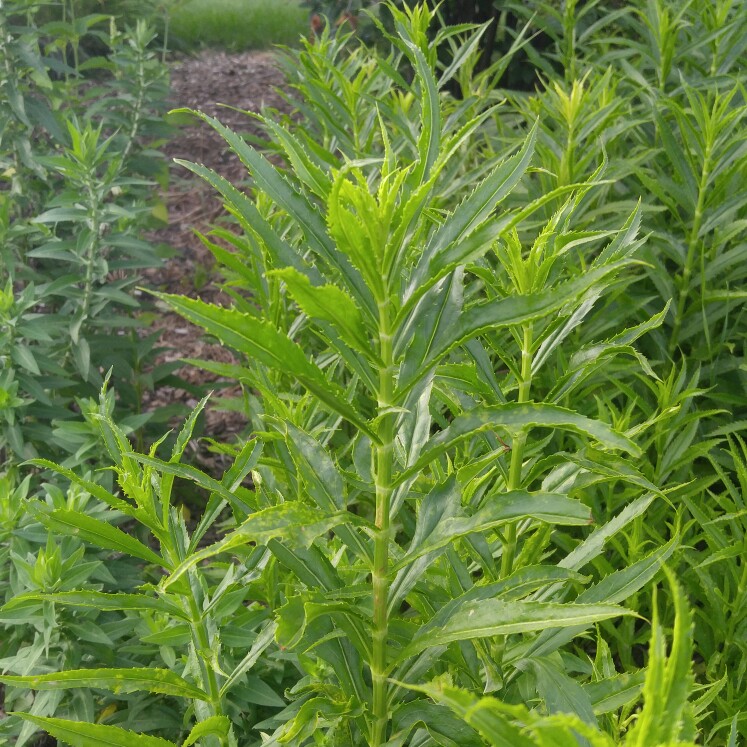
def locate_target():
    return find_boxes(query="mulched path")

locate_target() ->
[143,49,292,450]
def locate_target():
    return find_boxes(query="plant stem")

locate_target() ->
[78,177,101,335]
[121,41,146,164]
[501,323,533,579]
[669,130,713,355]
[371,297,395,746]
[183,575,228,747]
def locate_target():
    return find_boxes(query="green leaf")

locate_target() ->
[416,122,537,279]
[626,569,694,746]
[559,494,655,572]
[584,671,646,715]
[34,508,163,566]
[25,459,133,514]
[397,600,632,661]
[262,118,332,198]
[398,682,535,747]
[176,110,374,315]
[2,591,187,619]
[280,422,372,563]
[164,504,354,590]
[222,622,277,697]
[126,452,252,516]
[270,267,372,357]
[392,490,590,571]
[397,267,464,389]
[522,657,597,726]
[153,292,379,443]
[9,714,177,747]
[396,403,639,485]
[0,669,207,700]
[410,42,441,182]
[174,159,312,277]
[401,259,636,388]
[523,539,677,662]
[182,716,231,747]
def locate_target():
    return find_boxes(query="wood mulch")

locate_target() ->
[142,49,292,458]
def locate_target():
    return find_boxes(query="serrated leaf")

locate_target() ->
[9,714,177,747]
[397,600,631,661]
[34,509,162,566]
[25,459,133,514]
[0,669,207,700]
[164,504,353,590]
[153,292,379,442]
[2,591,187,619]
[182,716,231,747]
[417,122,537,276]
[396,403,639,486]
[175,110,374,315]
[393,490,590,571]
[270,267,372,357]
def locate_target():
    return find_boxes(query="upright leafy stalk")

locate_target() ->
[181,573,227,747]
[501,323,533,579]
[668,114,713,355]
[372,294,395,745]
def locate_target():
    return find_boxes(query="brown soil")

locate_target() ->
[143,49,291,453]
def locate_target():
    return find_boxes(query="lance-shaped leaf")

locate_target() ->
[2,591,187,619]
[176,109,375,316]
[262,118,332,198]
[31,508,163,566]
[182,716,231,747]
[424,122,537,259]
[410,41,441,183]
[270,267,373,358]
[281,422,372,564]
[174,159,315,278]
[396,600,632,662]
[394,565,588,664]
[392,491,591,572]
[399,258,636,393]
[125,452,253,516]
[9,714,177,747]
[397,683,535,747]
[395,403,639,486]
[222,622,277,697]
[396,267,463,386]
[163,503,355,590]
[518,539,678,664]
[408,123,536,290]
[153,292,379,443]
[388,477,461,612]
[24,459,132,514]
[0,668,207,700]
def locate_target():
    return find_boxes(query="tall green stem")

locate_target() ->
[501,324,533,579]
[669,132,713,355]
[180,572,227,747]
[371,298,395,746]
[78,178,101,333]
[163,531,227,746]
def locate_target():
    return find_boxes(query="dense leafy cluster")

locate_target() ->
[0,2,177,744]
[1,1,746,747]
[0,1,176,471]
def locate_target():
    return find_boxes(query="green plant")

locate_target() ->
[406,568,701,746]
[0,8,178,470]
[0,7,682,746]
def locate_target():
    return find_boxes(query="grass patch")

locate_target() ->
[170,0,308,52]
